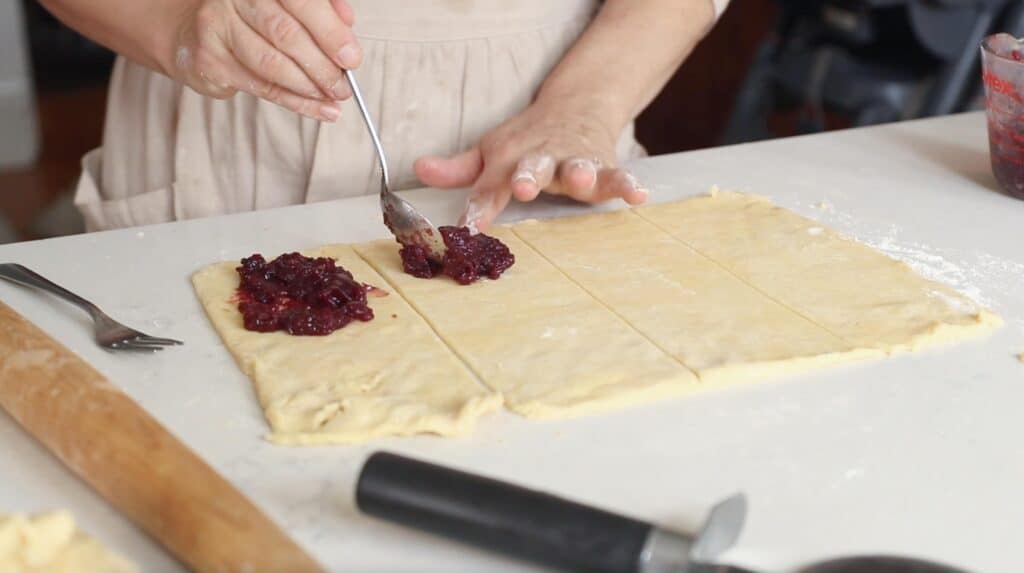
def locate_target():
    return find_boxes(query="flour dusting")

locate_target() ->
[791,199,1024,315]
[175,46,191,71]
[928,289,978,314]
[863,233,1024,312]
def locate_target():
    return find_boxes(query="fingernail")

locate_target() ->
[320,103,341,122]
[512,171,537,186]
[567,158,597,172]
[623,171,641,190]
[621,170,648,203]
[337,43,362,69]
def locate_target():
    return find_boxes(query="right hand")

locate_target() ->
[170,0,361,121]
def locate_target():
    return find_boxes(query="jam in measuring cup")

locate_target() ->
[982,33,1024,199]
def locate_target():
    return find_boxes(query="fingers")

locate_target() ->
[222,57,340,121]
[416,142,648,234]
[596,168,650,205]
[185,20,335,120]
[465,164,648,233]
[461,184,512,233]
[414,147,484,189]
[548,157,649,205]
[510,150,557,202]
[554,157,600,200]
[226,17,324,100]
[234,0,351,100]
[456,154,514,232]
[280,0,361,70]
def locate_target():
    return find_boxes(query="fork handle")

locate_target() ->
[0,263,100,317]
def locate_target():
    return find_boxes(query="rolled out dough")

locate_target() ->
[0,511,137,573]
[355,228,700,419]
[511,210,880,385]
[635,191,1001,351]
[191,245,502,445]
[193,191,1000,444]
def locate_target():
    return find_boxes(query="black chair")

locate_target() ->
[722,0,1024,144]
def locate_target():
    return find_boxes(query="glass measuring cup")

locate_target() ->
[982,33,1024,199]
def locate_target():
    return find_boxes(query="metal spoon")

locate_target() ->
[344,69,447,262]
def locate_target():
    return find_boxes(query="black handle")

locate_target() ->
[356,452,652,573]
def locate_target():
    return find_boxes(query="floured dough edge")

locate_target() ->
[265,392,503,446]
[691,348,884,388]
[888,308,1002,354]
[641,188,1003,354]
[504,368,700,420]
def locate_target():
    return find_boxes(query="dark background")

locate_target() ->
[637,0,781,153]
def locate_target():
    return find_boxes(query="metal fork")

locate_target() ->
[0,263,183,352]
[344,69,448,262]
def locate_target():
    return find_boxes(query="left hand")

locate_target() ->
[414,99,649,232]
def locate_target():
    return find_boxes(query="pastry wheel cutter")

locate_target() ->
[356,452,745,573]
[356,453,975,573]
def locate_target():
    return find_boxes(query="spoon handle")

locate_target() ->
[345,68,390,191]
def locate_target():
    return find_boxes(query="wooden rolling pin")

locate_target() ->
[0,301,324,573]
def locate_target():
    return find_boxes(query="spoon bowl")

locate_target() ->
[344,69,448,262]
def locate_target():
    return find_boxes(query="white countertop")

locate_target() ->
[1,112,1022,573]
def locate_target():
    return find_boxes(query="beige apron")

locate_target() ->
[74,0,669,231]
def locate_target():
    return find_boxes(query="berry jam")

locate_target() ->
[235,253,376,336]
[399,226,515,285]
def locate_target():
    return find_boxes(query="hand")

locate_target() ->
[414,99,649,232]
[170,0,361,121]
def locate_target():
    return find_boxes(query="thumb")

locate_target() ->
[414,147,483,189]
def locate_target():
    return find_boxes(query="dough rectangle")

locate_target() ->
[511,210,879,385]
[354,228,700,419]
[635,192,1001,351]
[193,191,1001,445]
[191,245,502,445]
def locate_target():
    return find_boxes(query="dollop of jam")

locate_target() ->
[399,226,515,285]
[235,252,375,335]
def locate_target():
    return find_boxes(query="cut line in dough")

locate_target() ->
[355,228,701,419]
[635,191,1001,353]
[511,210,882,386]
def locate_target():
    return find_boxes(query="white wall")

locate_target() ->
[0,0,40,169]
